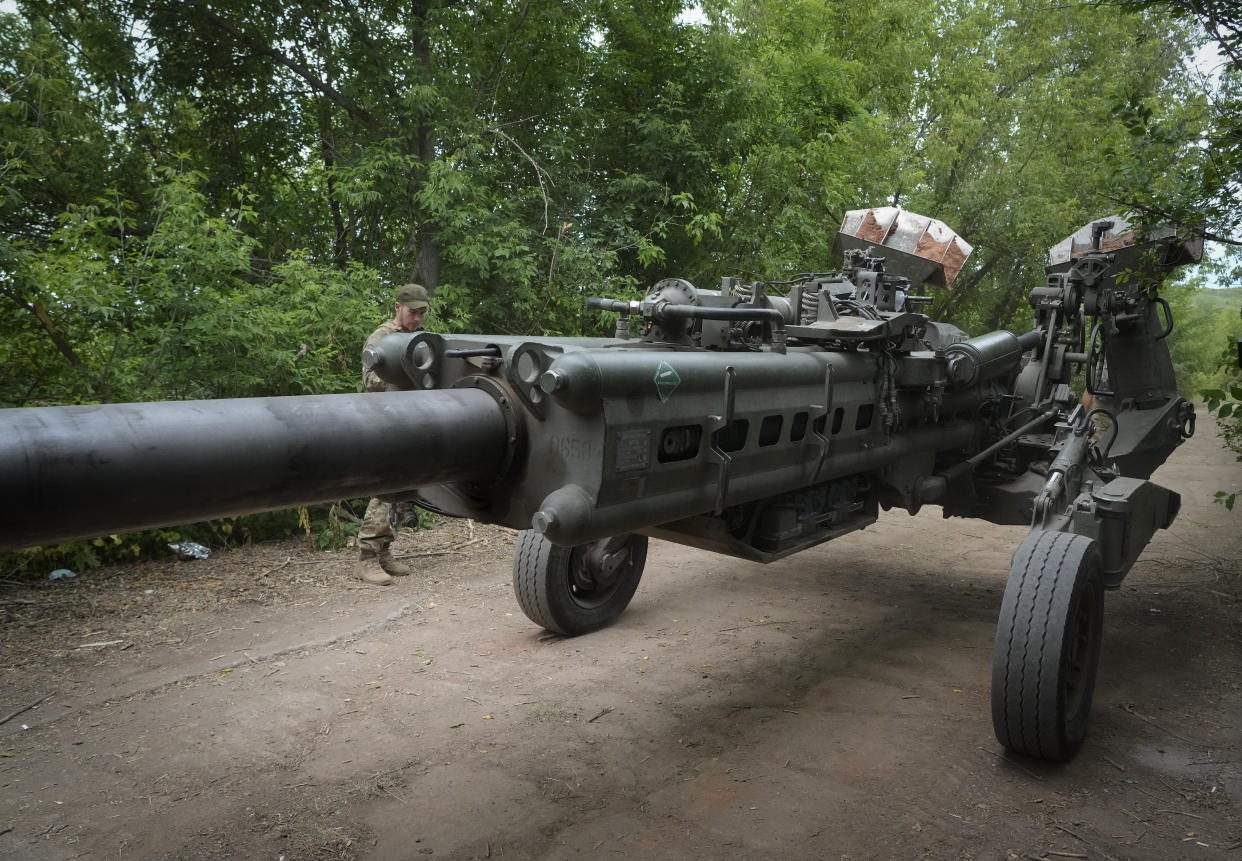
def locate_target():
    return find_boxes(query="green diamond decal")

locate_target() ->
[654,361,681,402]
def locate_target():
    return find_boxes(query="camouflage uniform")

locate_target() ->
[356,283,430,585]
[358,318,407,555]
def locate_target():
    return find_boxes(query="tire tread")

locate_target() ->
[992,531,1103,762]
[513,529,558,632]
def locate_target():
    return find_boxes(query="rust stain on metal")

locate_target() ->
[941,241,968,290]
[856,210,892,244]
[837,207,973,291]
[913,231,951,263]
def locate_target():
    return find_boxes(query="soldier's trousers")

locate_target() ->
[359,497,395,554]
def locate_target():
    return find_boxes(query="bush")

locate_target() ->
[1203,380,1242,511]
[0,500,373,579]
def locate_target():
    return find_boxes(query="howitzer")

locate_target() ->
[0,209,1202,763]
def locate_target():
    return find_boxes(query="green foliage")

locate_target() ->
[1164,256,1242,395]
[2,167,382,406]
[308,502,363,552]
[1120,0,1241,242]
[1202,381,1242,510]
[883,0,1204,334]
[6,0,1218,343]
[0,502,368,578]
[1179,246,1242,512]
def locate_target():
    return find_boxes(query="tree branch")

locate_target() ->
[472,0,533,118]
[1097,195,1242,246]
[338,0,403,106]
[488,127,551,233]
[194,3,387,134]
[942,253,1001,318]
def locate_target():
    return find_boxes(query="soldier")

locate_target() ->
[355,282,430,585]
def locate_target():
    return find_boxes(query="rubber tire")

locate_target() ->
[991,531,1105,763]
[512,530,648,636]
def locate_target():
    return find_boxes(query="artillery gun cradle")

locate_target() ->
[0,210,1202,763]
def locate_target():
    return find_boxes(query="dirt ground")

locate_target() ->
[2,405,1240,861]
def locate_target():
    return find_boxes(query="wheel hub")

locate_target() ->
[572,536,632,594]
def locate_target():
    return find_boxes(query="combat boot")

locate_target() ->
[378,548,415,577]
[355,549,393,586]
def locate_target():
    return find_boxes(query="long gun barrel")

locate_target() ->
[0,389,510,550]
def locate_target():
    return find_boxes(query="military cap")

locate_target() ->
[395,282,429,310]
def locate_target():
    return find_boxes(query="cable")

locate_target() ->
[1083,407,1119,459]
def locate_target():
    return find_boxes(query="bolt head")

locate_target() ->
[532,510,556,533]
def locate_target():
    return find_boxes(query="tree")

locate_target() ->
[0,12,146,394]
[1101,0,1241,245]
[879,0,1204,333]
[3,0,1224,397]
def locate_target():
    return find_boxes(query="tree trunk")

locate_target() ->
[318,104,349,271]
